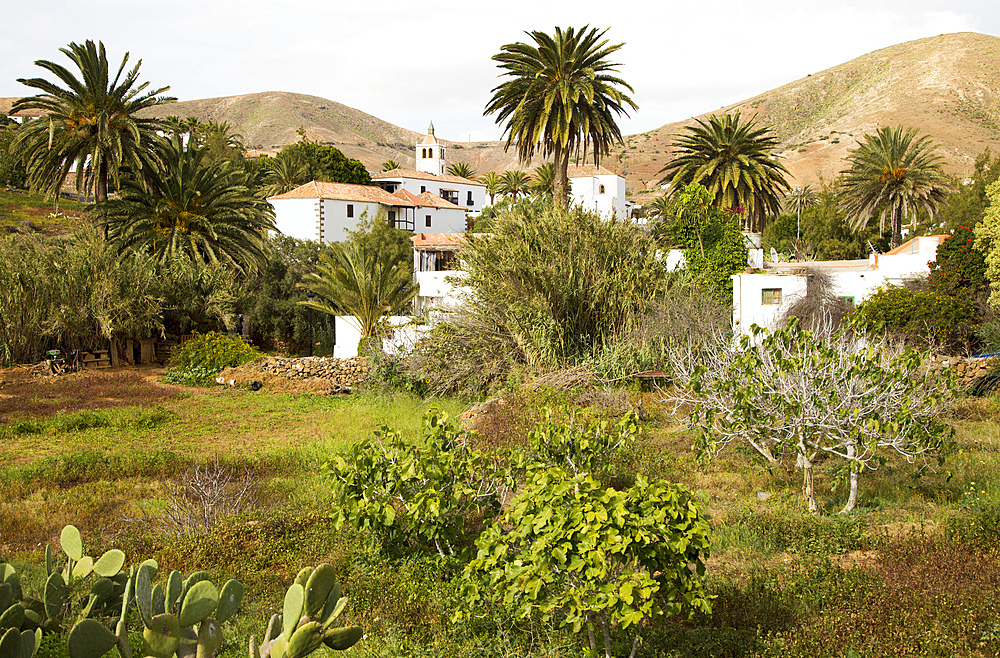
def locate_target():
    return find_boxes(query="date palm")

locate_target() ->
[479,171,502,205]
[12,40,174,206]
[530,162,555,198]
[486,26,637,208]
[260,153,310,198]
[446,162,476,179]
[838,125,951,248]
[381,159,401,172]
[98,135,275,273]
[500,170,531,199]
[785,185,819,241]
[657,112,791,232]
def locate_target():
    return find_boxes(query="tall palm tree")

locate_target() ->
[12,40,174,206]
[381,159,401,172]
[784,185,819,241]
[97,135,275,273]
[529,162,555,199]
[838,125,952,248]
[446,162,477,179]
[192,120,245,162]
[499,170,531,199]
[485,26,637,209]
[657,112,791,233]
[298,240,417,348]
[260,154,309,198]
[479,171,502,205]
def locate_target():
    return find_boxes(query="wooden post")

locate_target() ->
[110,340,121,368]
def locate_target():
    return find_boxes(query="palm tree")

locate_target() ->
[499,170,531,199]
[97,135,275,273]
[260,153,309,198]
[381,159,401,172]
[838,125,952,248]
[12,40,174,206]
[657,112,791,233]
[446,162,477,179]
[192,120,245,162]
[298,240,417,350]
[784,185,819,241]
[485,26,637,209]
[479,171,502,205]
[648,196,672,222]
[529,162,555,198]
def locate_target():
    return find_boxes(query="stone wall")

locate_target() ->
[927,355,998,386]
[257,356,370,385]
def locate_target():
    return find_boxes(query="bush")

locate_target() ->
[163,331,263,386]
[851,284,978,352]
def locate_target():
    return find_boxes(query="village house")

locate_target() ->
[566,164,633,220]
[411,232,488,318]
[731,235,947,335]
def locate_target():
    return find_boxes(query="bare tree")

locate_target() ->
[662,319,955,514]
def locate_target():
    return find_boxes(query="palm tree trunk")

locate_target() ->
[553,144,570,209]
[891,204,902,249]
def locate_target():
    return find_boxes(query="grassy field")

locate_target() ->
[0,187,88,234]
[2,371,1000,657]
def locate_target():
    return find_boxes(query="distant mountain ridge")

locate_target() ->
[5,32,1000,198]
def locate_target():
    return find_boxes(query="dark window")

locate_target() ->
[599,184,606,194]
[420,185,426,193]
[467,191,474,206]
[425,215,432,228]
[347,204,354,218]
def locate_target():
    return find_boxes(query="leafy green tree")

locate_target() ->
[933,149,1000,233]
[478,171,502,205]
[446,162,476,179]
[852,284,978,353]
[499,170,530,198]
[155,256,246,335]
[98,135,275,273]
[12,40,175,206]
[460,467,711,658]
[665,322,955,514]
[838,125,952,248]
[657,112,791,232]
[929,223,988,297]
[277,137,370,185]
[486,26,636,208]
[973,180,1000,311]
[800,185,888,260]
[0,125,27,188]
[298,223,416,350]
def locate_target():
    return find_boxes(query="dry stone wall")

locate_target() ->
[258,356,370,385]
[927,355,997,386]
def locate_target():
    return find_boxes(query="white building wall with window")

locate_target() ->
[318,199,383,242]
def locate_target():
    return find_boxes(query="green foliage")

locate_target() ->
[277,137,370,186]
[761,213,799,255]
[154,257,246,335]
[0,230,162,365]
[927,148,1000,233]
[974,180,1000,311]
[164,331,263,386]
[929,223,988,296]
[324,409,512,557]
[800,184,888,260]
[525,408,639,477]
[0,126,27,188]
[852,284,978,352]
[460,467,712,653]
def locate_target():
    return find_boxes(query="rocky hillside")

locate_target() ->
[5,32,1000,199]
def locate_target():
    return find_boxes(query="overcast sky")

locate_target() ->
[2,0,999,141]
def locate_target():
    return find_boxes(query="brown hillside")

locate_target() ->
[619,31,1000,199]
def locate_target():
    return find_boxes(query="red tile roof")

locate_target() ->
[268,180,415,206]
[411,232,491,249]
[415,191,464,209]
[567,164,620,177]
[373,168,484,187]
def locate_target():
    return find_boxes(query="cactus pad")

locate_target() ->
[178,580,219,627]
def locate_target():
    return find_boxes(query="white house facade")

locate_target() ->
[268,180,467,243]
[410,232,489,319]
[567,164,631,220]
[732,235,947,336]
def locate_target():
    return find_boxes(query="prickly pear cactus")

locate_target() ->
[253,564,362,658]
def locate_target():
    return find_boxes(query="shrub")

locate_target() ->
[851,284,978,352]
[163,331,263,386]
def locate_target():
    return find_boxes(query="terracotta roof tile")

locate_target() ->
[415,191,464,210]
[411,232,491,249]
[567,164,620,177]
[268,180,415,206]
[373,168,484,187]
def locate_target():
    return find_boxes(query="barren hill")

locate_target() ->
[617,32,1000,198]
[5,32,1000,199]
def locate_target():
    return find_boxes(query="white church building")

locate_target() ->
[567,164,633,221]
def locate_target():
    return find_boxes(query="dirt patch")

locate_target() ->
[0,367,179,422]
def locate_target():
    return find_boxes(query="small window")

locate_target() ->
[762,288,782,305]
[420,185,426,193]
[840,296,856,308]
[467,190,474,206]
[599,184,606,194]
[346,204,354,218]
[425,214,432,228]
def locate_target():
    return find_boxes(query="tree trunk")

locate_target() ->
[891,203,902,249]
[840,443,859,514]
[601,611,612,658]
[553,144,570,209]
[628,618,646,658]
[798,452,819,515]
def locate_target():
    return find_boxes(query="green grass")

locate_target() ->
[0,187,89,234]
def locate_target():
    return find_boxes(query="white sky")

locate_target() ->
[2,0,998,142]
